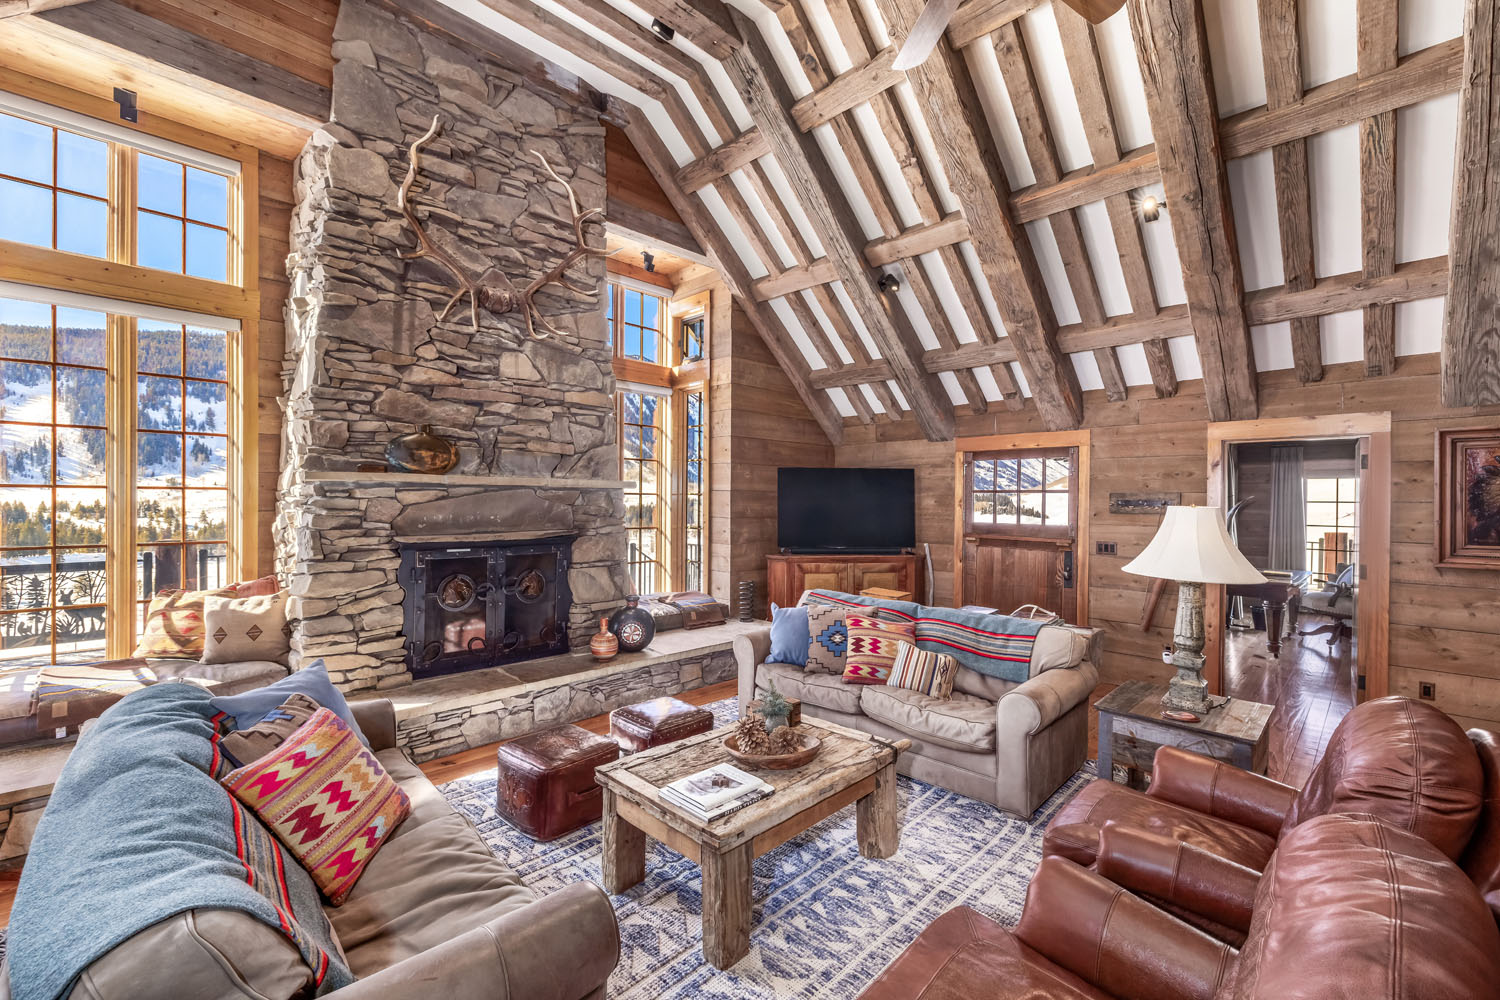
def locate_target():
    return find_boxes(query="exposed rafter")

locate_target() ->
[1443,0,1500,405]
[1358,0,1399,377]
[884,0,1083,429]
[725,7,956,439]
[629,0,740,60]
[1130,0,1257,422]
[621,103,846,443]
[946,0,1040,49]
[674,128,770,193]
[1054,5,1175,398]
[789,44,900,131]
[1256,0,1323,383]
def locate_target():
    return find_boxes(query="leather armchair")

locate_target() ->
[1045,696,1485,872]
[859,813,1500,1000]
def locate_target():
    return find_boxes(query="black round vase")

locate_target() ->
[609,594,656,652]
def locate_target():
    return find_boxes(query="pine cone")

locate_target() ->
[735,715,771,753]
[767,725,801,755]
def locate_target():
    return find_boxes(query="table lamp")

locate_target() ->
[1122,506,1265,714]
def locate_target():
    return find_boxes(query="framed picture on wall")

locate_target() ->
[1436,428,1500,568]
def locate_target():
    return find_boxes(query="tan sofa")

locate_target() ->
[0,699,620,1000]
[735,600,1100,818]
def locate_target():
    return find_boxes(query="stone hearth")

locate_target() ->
[276,0,631,695]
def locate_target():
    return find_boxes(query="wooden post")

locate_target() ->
[1129,0,1258,422]
[1442,0,1500,406]
[700,841,753,969]
[601,789,647,894]
[856,759,900,858]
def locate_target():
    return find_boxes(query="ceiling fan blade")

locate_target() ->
[1058,0,1128,23]
[892,0,963,71]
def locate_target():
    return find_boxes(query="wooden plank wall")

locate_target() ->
[835,356,1500,729]
[709,290,833,618]
[605,122,689,231]
[256,150,293,577]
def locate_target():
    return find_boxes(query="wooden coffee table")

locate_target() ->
[594,717,910,969]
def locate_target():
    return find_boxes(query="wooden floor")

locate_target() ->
[0,642,1347,927]
[1221,619,1355,787]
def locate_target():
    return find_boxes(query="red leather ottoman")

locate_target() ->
[610,697,715,752]
[495,724,619,841]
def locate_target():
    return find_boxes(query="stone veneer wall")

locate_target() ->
[277,0,630,694]
[399,649,737,762]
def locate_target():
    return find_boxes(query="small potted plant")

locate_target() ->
[755,682,792,732]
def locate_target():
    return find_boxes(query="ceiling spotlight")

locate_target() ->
[877,273,901,294]
[650,18,675,41]
[642,251,655,273]
[1139,194,1165,223]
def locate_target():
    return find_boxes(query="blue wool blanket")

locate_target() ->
[6,683,353,1000]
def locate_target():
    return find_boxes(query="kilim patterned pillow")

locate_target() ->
[841,615,916,685]
[886,641,959,699]
[202,591,291,664]
[219,693,322,769]
[221,707,411,906]
[804,604,848,675]
[133,587,238,659]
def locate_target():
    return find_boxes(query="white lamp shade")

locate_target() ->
[1121,506,1267,585]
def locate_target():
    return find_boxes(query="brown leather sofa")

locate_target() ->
[0,700,620,1000]
[1044,696,1485,872]
[858,812,1500,1000]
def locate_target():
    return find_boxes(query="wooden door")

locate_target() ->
[847,559,914,597]
[960,448,1080,623]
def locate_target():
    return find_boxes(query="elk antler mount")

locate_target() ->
[397,115,611,339]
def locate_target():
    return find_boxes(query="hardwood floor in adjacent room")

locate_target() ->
[1222,620,1356,788]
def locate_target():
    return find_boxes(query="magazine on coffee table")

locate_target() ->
[659,763,773,822]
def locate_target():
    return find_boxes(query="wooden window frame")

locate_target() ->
[962,446,1078,542]
[608,272,711,594]
[0,77,258,660]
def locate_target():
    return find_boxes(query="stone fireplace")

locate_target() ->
[275,0,631,695]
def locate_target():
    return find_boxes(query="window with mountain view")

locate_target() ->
[0,96,245,667]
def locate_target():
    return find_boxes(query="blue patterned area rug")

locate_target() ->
[439,699,1093,999]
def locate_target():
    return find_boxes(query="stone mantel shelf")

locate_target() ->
[303,472,630,490]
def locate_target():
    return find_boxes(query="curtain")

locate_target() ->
[1269,445,1306,572]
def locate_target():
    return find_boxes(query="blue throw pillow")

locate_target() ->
[209,660,368,746]
[765,603,811,667]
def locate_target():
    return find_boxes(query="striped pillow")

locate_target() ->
[222,708,410,905]
[841,615,915,685]
[886,641,959,698]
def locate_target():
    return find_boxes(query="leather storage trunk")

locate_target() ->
[611,697,715,753]
[495,725,619,841]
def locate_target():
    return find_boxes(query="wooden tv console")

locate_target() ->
[766,553,922,610]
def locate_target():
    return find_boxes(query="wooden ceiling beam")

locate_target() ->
[789,45,901,131]
[946,0,1041,49]
[620,103,845,444]
[1130,0,1257,422]
[1256,0,1323,384]
[885,0,1083,429]
[628,0,740,60]
[780,0,989,416]
[1357,0,1399,377]
[727,8,955,439]
[473,0,668,101]
[675,128,770,193]
[1055,5,1175,398]
[27,0,327,128]
[993,19,1124,402]
[1442,0,1500,406]
[0,0,84,15]
[1008,39,1461,226]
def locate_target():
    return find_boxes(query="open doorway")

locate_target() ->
[1204,414,1392,786]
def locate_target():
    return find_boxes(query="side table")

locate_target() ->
[1096,679,1272,787]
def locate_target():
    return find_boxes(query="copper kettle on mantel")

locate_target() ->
[385,425,459,474]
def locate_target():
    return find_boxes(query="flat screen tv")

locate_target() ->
[778,467,915,553]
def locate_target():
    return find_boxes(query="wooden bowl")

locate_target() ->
[724,732,822,770]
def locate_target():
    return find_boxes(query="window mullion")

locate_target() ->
[104,313,137,658]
